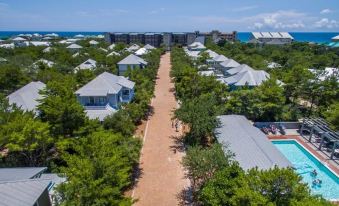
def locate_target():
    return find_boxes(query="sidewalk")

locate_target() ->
[132,52,190,206]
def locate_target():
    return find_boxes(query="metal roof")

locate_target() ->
[227,64,254,75]
[0,167,47,182]
[216,115,292,170]
[143,44,155,50]
[75,59,97,71]
[75,72,135,96]
[85,105,117,121]
[213,54,228,62]
[0,179,51,206]
[219,59,240,68]
[251,32,293,40]
[7,81,46,113]
[117,54,147,65]
[224,70,270,86]
[205,49,219,58]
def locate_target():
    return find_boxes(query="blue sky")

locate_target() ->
[0,0,338,32]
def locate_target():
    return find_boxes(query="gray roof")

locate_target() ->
[213,54,228,62]
[85,105,117,121]
[0,179,51,206]
[75,72,135,96]
[223,70,270,86]
[7,81,46,112]
[227,64,254,75]
[117,54,148,65]
[205,49,218,58]
[252,32,293,39]
[143,44,155,50]
[220,59,240,68]
[216,115,292,170]
[0,167,47,182]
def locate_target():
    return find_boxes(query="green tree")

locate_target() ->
[182,144,233,199]
[175,94,220,144]
[0,112,53,166]
[57,130,141,206]
[324,101,339,130]
[38,77,86,137]
[103,110,136,136]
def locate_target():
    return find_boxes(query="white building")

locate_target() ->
[249,32,293,45]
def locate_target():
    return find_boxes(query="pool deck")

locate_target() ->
[268,135,339,176]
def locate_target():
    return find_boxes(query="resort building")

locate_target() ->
[75,72,135,121]
[7,81,46,113]
[74,59,97,72]
[117,54,148,75]
[201,30,237,43]
[216,115,292,170]
[114,33,130,44]
[104,30,237,49]
[249,32,294,45]
[129,33,145,44]
[145,33,162,47]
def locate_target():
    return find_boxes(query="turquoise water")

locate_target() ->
[272,140,339,200]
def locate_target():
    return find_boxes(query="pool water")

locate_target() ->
[272,140,339,200]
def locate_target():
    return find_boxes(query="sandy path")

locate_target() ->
[132,52,190,206]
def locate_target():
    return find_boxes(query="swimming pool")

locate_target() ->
[272,140,339,200]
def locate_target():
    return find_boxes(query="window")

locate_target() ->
[99,97,106,104]
[89,97,95,105]
[122,89,130,96]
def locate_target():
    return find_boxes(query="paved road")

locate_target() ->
[132,52,189,205]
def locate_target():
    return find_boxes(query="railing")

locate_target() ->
[84,103,112,110]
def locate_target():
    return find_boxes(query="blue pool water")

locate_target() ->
[272,140,339,200]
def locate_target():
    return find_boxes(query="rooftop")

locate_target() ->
[0,167,47,182]
[216,115,292,170]
[117,54,147,65]
[7,81,46,112]
[75,72,135,96]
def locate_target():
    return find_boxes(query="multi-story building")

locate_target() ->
[202,30,237,43]
[129,33,145,44]
[163,33,172,50]
[145,33,162,47]
[186,32,197,45]
[114,33,129,44]
[172,33,186,45]
[104,30,238,48]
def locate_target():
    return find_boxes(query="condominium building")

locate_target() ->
[104,30,237,48]
[202,30,237,43]
[145,33,162,47]
[114,33,129,44]
[129,33,145,44]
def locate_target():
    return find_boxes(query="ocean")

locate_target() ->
[0,31,338,44]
